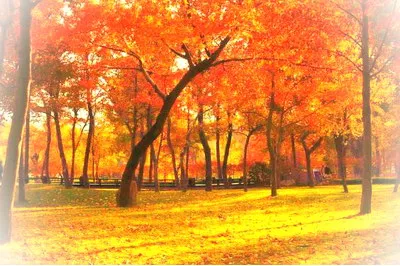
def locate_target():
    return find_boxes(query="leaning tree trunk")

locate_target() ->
[334,134,348,193]
[53,109,70,187]
[222,121,233,188]
[116,36,230,207]
[198,106,212,192]
[82,102,94,188]
[0,0,33,244]
[41,110,51,184]
[360,0,372,215]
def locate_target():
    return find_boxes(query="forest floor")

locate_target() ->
[1,184,400,264]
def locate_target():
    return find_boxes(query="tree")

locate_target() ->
[0,0,36,244]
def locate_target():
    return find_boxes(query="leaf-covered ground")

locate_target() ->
[1,184,400,264]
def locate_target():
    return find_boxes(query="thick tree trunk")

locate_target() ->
[41,110,51,184]
[334,134,348,193]
[198,106,212,191]
[0,0,32,244]
[222,121,233,188]
[304,152,314,187]
[117,36,230,207]
[167,117,179,188]
[360,0,372,215]
[53,109,70,187]
[291,133,297,168]
[82,102,94,188]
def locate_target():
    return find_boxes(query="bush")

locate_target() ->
[249,162,271,186]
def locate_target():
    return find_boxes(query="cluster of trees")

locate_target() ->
[0,0,399,243]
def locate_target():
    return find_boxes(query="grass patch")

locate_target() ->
[1,184,400,264]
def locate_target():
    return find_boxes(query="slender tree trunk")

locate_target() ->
[151,143,160,192]
[216,114,222,180]
[167,117,179,188]
[117,36,230,207]
[23,109,29,185]
[137,121,146,191]
[266,89,277,197]
[198,106,212,191]
[375,137,381,177]
[18,143,25,203]
[334,134,348,193]
[0,0,33,244]
[393,150,400,192]
[360,0,372,214]
[53,109,70,187]
[222,121,233,188]
[41,110,51,184]
[243,133,252,192]
[291,133,297,168]
[70,109,77,181]
[82,102,94,188]
[304,152,313,187]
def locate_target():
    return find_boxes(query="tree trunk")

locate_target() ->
[53,109,70,187]
[222,121,233,188]
[198,106,212,191]
[375,137,381,177]
[18,144,26,203]
[167,117,179,188]
[243,133,252,192]
[334,134,348,193]
[215,114,222,180]
[23,109,29,185]
[290,133,297,168]
[116,36,230,207]
[151,143,160,192]
[137,149,146,191]
[301,133,322,188]
[266,89,277,197]
[41,110,51,184]
[393,151,400,192]
[82,102,94,188]
[70,109,77,181]
[360,0,372,215]
[0,0,33,244]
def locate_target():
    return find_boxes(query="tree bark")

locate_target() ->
[360,0,372,215]
[222,121,233,188]
[375,137,381,177]
[41,110,51,184]
[243,133,252,192]
[116,36,230,207]
[334,134,348,193]
[18,143,26,203]
[301,133,323,187]
[167,117,179,188]
[215,113,222,180]
[393,151,400,192]
[266,90,277,197]
[53,109,70,187]
[82,101,94,188]
[70,108,77,181]
[290,133,297,168]
[198,106,212,192]
[0,0,33,244]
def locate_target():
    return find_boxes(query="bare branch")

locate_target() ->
[330,0,362,25]
[371,55,395,78]
[181,43,194,68]
[338,29,362,48]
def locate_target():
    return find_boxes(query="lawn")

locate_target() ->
[1,184,400,264]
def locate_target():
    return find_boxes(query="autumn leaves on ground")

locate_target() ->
[0,184,398,264]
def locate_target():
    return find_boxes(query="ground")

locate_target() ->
[1,184,400,264]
